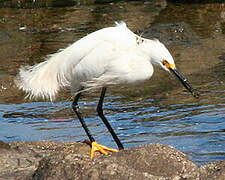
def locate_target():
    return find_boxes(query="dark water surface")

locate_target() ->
[0,1,225,165]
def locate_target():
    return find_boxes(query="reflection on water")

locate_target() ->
[0,1,225,165]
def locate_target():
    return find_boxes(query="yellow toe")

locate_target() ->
[90,141,118,159]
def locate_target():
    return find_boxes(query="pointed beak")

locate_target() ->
[162,61,199,98]
[169,68,199,98]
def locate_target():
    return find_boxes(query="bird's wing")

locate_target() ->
[16,22,137,100]
[60,23,138,83]
[78,46,153,92]
[61,23,137,68]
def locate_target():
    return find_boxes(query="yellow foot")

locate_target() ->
[90,141,118,159]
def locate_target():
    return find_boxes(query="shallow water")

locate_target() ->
[0,1,225,165]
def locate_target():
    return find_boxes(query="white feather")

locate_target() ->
[15,21,175,101]
[15,22,136,100]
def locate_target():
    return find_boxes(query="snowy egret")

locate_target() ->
[15,22,199,158]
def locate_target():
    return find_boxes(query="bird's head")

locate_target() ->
[140,38,199,98]
[139,39,174,70]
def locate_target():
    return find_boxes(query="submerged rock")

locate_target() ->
[142,23,200,46]
[0,141,225,180]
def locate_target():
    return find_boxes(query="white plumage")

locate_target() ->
[15,21,176,101]
[15,21,199,156]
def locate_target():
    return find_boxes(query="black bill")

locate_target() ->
[169,68,200,98]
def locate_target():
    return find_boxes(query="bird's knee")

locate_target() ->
[72,102,79,112]
[96,106,104,116]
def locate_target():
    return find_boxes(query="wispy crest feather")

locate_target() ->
[115,21,127,27]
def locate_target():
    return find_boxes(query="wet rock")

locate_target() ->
[0,0,115,8]
[142,23,200,46]
[218,53,225,61]
[0,31,10,42]
[199,161,225,180]
[0,141,10,149]
[0,141,225,180]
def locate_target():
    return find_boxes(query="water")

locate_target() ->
[0,1,225,166]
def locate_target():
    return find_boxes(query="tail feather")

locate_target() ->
[15,52,70,101]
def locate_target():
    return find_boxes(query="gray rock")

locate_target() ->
[0,141,225,180]
[199,160,225,180]
[32,143,198,180]
[0,141,88,180]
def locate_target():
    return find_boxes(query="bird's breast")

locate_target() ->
[126,59,154,84]
[106,52,154,85]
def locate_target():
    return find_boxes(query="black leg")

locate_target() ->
[72,92,95,142]
[97,87,124,150]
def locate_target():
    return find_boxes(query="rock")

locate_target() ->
[141,23,200,46]
[218,53,225,61]
[0,0,114,8]
[0,142,39,180]
[0,141,88,180]
[32,143,199,180]
[0,31,10,42]
[0,141,10,149]
[0,141,225,180]
[199,160,225,180]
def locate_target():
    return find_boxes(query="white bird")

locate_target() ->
[15,21,199,158]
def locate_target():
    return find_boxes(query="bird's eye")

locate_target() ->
[162,60,169,68]
[162,60,176,69]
